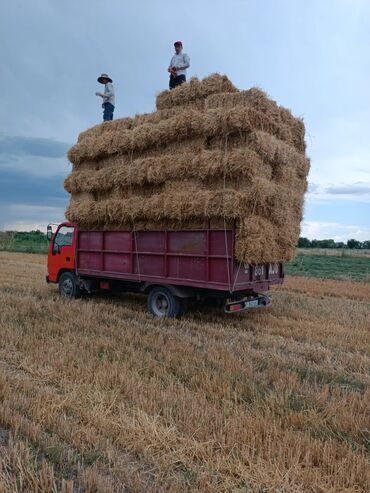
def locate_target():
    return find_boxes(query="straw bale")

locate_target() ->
[71,138,206,172]
[77,117,133,143]
[235,217,280,263]
[64,148,271,194]
[65,74,309,264]
[220,106,290,146]
[71,160,101,171]
[68,108,203,164]
[156,73,238,110]
[68,191,95,206]
[280,225,301,254]
[77,108,187,144]
[206,88,306,152]
[66,182,277,226]
[68,105,302,165]
[247,131,308,169]
[206,88,298,131]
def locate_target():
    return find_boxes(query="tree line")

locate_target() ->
[298,238,370,249]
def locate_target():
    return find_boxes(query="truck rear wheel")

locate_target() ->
[147,287,183,318]
[58,272,81,299]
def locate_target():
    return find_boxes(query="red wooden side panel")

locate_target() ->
[76,229,283,292]
[135,231,165,253]
[104,231,131,251]
[209,231,232,255]
[168,256,207,281]
[104,253,131,273]
[168,231,207,254]
[209,258,232,283]
[79,231,103,250]
[134,254,165,276]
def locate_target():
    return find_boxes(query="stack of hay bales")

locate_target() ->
[65,74,310,263]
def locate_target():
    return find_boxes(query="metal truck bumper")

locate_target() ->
[224,293,271,314]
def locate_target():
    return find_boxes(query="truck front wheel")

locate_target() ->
[58,272,81,299]
[147,287,183,318]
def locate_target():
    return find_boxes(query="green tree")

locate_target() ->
[298,237,311,247]
[347,239,362,249]
[320,239,336,248]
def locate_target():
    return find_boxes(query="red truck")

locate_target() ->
[46,222,284,317]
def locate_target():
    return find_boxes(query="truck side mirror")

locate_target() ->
[47,225,53,241]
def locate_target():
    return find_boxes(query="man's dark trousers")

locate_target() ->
[169,74,186,90]
[103,102,114,121]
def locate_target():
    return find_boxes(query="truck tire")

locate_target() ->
[58,272,81,299]
[147,286,183,318]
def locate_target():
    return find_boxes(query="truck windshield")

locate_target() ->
[53,226,74,253]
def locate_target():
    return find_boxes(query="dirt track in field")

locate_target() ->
[0,252,369,492]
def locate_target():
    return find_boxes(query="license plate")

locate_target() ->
[245,299,259,308]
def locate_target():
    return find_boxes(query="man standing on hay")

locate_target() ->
[168,41,190,90]
[95,73,115,121]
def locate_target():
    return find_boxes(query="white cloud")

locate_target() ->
[2,204,65,231]
[3,221,48,232]
[309,152,370,185]
[325,182,370,195]
[307,114,370,195]
[302,221,370,241]
[307,181,370,203]
[7,204,65,215]
[0,155,69,177]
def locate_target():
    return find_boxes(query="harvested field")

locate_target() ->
[0,251,369,492]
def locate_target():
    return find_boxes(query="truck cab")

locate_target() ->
[46,222,76,283]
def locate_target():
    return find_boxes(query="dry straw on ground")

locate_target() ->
[0,252,369,492]
[65,74,310,263]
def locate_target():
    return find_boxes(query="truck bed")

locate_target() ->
[76,229,283,293]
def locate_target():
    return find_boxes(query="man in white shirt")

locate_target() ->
[95,73,115,121]
[168,41,190,90]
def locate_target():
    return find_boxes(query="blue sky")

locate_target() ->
[0,0,369,240]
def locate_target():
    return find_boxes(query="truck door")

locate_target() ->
[48,225,75,282]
